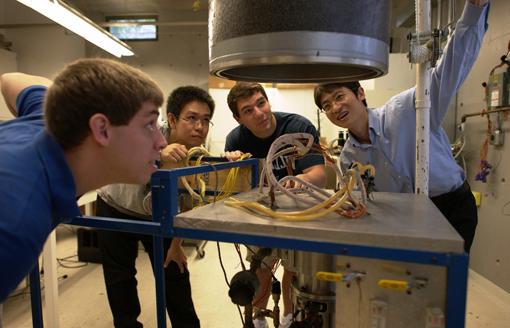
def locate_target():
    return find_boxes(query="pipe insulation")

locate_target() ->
[415,0,432,195]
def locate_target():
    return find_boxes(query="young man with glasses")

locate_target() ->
[314,0,489,253]
[96,86,215,328]
[224,82,326,328]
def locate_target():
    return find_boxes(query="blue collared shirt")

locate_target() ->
[341,1,489,197]
[0,86,80,301]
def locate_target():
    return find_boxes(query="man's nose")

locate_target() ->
[331,101,342,113]
[156,130,168,149]
[253,106,265,117]
[194,120,206,128]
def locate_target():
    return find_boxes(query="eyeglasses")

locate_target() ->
[179,116,214,127]
[321,88,358,113]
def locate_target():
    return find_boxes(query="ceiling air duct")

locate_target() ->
[209,0,391,83]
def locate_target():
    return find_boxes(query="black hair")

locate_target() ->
[166,86,215,117]
[226,82,269,116]
[314,81,367,109]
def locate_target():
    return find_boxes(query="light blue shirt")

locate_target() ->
[340,1,489,197]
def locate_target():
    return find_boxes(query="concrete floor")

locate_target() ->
[2,225,510,328]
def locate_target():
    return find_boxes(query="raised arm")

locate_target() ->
[0,73,52,116]
[429,0,489,129]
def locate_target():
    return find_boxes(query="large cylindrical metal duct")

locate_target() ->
[209,0,391,83]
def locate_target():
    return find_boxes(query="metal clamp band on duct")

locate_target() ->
[209,0,391,83]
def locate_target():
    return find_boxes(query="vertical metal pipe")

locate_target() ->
[415,0,431,195]
[448,0,456,34]
[29,263,44,328]
[42,232,60,328]
[153,234,167,328]
[446,253,469,327]
[436,0,442,29]
[151,173,172,328]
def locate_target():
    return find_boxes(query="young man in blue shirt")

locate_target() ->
[314,0,490,253]
[0,58,167,301]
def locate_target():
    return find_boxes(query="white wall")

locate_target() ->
[0,48,17,121]
[208,88,317,155]
[1,25,209,121]
[126,32,209,98]
[208,88,237,154]
[363,53,416,107]
[84,31,209,119]
[455,0,510,292]
[6,26,85,78]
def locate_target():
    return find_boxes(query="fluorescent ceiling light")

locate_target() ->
[16,0,134,57]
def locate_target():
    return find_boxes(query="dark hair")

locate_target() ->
[314,81,367,109]
[45,58,163,150]
[227,82,268,116]
[166,86,215,118]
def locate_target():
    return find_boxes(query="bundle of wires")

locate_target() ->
[180,146,252,205]
[225,133,374,221]
[180,146,210,205]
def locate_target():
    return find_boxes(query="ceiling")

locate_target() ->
[62,0,436,25]
[64,0,454,54]
[1,0,459,53]
[66,0,209,22]
[64,0,414,18]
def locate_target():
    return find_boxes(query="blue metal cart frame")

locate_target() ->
[29,157,468,327]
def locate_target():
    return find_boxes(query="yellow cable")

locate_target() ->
[181,146,210,203]
[350,162,375,177]
[225,176,364,221]
[215,153,252,200]
[180,147,253,204]
[225,191,350,222]
[225,154,372,221]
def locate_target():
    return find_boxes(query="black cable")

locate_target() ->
[234,243,246,271]
[236,303,245,326]
[216,242,230,287]
[7,272,69,300]
[216,242,245,326]
[57,254,88,268]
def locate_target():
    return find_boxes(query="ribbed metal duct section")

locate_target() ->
[209,0,391,83]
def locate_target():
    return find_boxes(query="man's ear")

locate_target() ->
[233,113,241,124]
[357,86,366,103]
[167,113,177,129]
[89,113,111,146]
